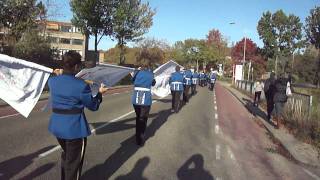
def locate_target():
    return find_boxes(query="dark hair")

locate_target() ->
[175,66,180,72]
[62,51,82,71]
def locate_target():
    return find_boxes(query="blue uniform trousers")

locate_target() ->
[133,105,151,145]
[183,85,191,103]
[57,137,87,180]
[171,90,182,113]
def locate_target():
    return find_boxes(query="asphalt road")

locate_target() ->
[0,83,315,180]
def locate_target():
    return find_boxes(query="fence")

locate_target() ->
[235,80,314,121]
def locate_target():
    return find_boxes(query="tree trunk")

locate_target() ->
[83,31,89,61]
[315,49,320,87]
[119,42,125,65]
[94,32,98,65]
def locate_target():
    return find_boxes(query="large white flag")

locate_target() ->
[0,54,53,117]
[76,63,135,95]
[152,60,183,98]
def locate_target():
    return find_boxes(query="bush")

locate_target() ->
[12,29,58,67]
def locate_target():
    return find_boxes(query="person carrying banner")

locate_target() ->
[191,70,199,95]
[48,51,107,180]
[183,68,193,103]
[131,64,156,146]
[209,68,217,91]
[169,66,184,113]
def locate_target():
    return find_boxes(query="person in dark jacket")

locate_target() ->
[183,68,192,103]
[264,72,276,123]
[273,74,288,128]
[131,65,156,146]
[169,66,184,113]
[48,51,107,180]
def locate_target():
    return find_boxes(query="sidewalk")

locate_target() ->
[219,81,320,168]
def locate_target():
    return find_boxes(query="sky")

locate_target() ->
[50,0,319,50]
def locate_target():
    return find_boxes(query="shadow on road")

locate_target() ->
[115,157,150,180]
[82,109,173,179]
[177,154,214,180]
[0,146,56,180]
[242,98,274,126]
[90,113,157,135]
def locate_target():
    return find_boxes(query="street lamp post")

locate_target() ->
[243,37,246,81]
[230,22,247,81]
[191,47,199,72]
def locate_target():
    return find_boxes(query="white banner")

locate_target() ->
[152,60,183,98]
[0,54,53,117]
[76,63,135,95]
[235,65,243,81]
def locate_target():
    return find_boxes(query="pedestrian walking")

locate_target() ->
[169,66,184,113]
[253,81,264,107]
[273,74,288,128]
[264,72,276,123]
[131,64,156,146]
[183,68,192,103]
[48,51,107,180]
[191,70,199,95]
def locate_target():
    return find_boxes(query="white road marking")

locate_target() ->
[215,124,220,134]
[215,114,218,120]
[227,146,235,161]
[91,111,135,134]
[0,91,131,119]
[38,97,163,158]
[38,145,61,158]
[0,113,20,119]
[214,106,217,111]
[216,144,221,160]
[303,168,320,180]
[216,177,222,180]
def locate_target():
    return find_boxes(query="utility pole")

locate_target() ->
[243,37,246,80]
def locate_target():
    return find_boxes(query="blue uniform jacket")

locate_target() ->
[199,73,205,79]
[210,73,217,83]
[183,70,192,86]
[169,72,184,91]
[48,73,102,139]
[132,70,155,106]
[192,72,199,85]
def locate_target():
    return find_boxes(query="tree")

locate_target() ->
[257,10,303,75]
[231,38,266,80]
[0,0,46,41]
[70,0,114,63]
[12,29,58,67]
[292,47,318,84]
[135,38,169,67]
[112,0,155,64]
[305,6,320,86]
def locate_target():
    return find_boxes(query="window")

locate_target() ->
[60,38,71,44]
[48,37,58,43]
[72,39,83,45]
[60,25,71,33]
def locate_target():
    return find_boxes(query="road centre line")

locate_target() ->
[215,124,220,134]
[0,91,130,119]
[216,144,221,160]
[227,146,235,161]
[38,98,162,158]
[0,113,21,119]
